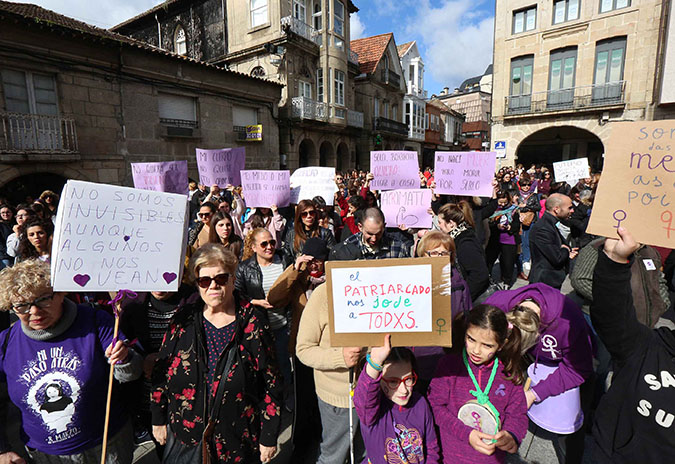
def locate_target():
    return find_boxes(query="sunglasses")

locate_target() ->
[301,210,317,218]
[381,372,418,390]
[12,293,54,315]
[258,239,277,249]
[198,212,212,218]
[197,273,230,288]
[520,183,531,187]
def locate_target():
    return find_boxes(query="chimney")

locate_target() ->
[443,87,449,95]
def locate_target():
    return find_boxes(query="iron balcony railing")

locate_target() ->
[0,112,78,153]
[505,81,626,115]
[291,96,328,121]
[348,48,359,65]
[381,69,401,88]
[373,117,408,135]
[281,16,321,46]
[347,109,364,128]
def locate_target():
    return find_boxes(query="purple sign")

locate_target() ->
[131,160,188,195]
[196,147,245,187]
[434,151,496,197]
[241,170,291,208]
[370,151,420,191]
[380,189,433,229]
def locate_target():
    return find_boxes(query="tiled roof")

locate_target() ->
[0,1,281,86]
[112,0,186,30]
[350,33,393,75]
[397,41,414,57]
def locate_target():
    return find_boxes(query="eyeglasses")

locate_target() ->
[12,293,54,315]
[426,251,450,257]
[196,273,230,288]
[301,210,317,218]
[520,183,531,187]
[198,212,212,218]
[381,372,417,390]
[258,239,277,249]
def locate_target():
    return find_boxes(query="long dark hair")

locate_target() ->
[458,304,526,385]
[18,218,54,260]
[208,211,240,245]
[293,199,320,253]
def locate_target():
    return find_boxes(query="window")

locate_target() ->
[233,105,258,127]
[317,68,324,102]
[334,35,344,50]
[392,104,398,121]
[405,102,411,125]
[383,55,389,74]
[509,55,534,112]
[174,26,187,55]
[299,80,312,98]
[333,0,344,36]
[2,69,57,115]
[158,93,197,126]
[312,1,322,30]
[251,66,266,77]
[593,37,626,102]
[417,65,423,90]
[251,0,268,28]
[513,6,536,34]
[600,0,630,13]
[374,97,380,118]
[334,69,345,106]
[425,113,429,130]
[548,47,577,107]
[294,0,306,21]
[383,101,389,119]
[553,0,579,24]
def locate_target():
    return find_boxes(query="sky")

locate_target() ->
[23,0,494,95]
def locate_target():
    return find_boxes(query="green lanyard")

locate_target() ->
[462,348,501,437]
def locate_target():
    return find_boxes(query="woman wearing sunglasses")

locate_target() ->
[0,259,142,463]
[283,199,336,259]
[188,202,217,251]
[152,244,282,463]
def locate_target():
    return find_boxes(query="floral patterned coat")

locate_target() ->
[151,296,282,462]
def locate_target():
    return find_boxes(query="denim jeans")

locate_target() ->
[520,226,532,264]
[316,397,365,464]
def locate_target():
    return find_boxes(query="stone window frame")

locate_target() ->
[1,68,59,116]
[552,0,580,25]
[250,66,266,77]
[593,36,627,85]
[512,5,537,35]
[599,0,630,14]
[174,25,187,55]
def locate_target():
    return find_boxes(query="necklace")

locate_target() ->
[462,348,500,437]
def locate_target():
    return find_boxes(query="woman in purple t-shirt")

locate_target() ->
[485,191,521,286]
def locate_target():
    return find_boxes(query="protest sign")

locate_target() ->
[370,151,420,190]
[51,180,188,292]
[326,257,453,347]
[196,147,245,187]
[588,121,675,248]
[289,167,336,205]
[553,158,590,184]
[434,151,497,197]
[131,160,188,195]
[380,189,433,229]
[241,170,290,208]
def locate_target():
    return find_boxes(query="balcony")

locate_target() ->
[381,69,401,89]
[373,117,408,136]
[1,112,78,153]
[347,109,364,128]
[505,81,626,116]
[281,16,321,46]
[348,48,359,66]
[291,97,328,122]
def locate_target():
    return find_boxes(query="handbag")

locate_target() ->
[520,211,535,227]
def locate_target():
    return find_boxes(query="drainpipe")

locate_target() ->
[155,13,162,49]
[222,0,227,59]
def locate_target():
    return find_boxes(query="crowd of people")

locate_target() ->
[0,163,672,464]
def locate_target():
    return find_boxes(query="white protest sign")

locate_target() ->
[553,158,590,184]
[290,167,337,205]
[330,264,433,333]
[51,180,188,292]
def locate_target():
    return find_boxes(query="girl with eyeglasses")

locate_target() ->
[283,199,336,259]
[354,334,440,464]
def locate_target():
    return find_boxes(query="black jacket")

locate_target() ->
[591,252,675,463]
[282,224,336,258]
[568,203,596,248]
[529,212,570,289]
[454,227,490,301]
[234,250,294,303]
[0,222,12,260]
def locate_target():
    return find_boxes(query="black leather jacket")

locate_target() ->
[282,223,336,258]
[234,250,294,304]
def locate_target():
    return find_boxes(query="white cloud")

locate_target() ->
[350,12,366,40]
[25,0,160,28]
[406,0,494,92]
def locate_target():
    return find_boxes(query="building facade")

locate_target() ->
[398,41,427,154]
[491,0,670,169]
[0,2,281,203]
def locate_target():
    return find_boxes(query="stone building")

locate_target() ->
[422,100,466,167]
[351,33,406,164]
[398,41,427,154]
[491,0,675,169]
[0,1,282,203]
[114,0,363,171]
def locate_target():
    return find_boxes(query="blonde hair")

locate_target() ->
[506,305,541,354]
[0,259,51,310]
[188,243,238,283]
[416,231,456,264]
[242,227,270,261]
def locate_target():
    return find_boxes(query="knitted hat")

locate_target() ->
[302,237,329,261]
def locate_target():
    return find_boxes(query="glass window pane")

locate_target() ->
[511,67,522,95]
[514,12,524,33]
[523,65,533,94]
[568,0,579,19]
[252,8,267,27]
[2,69,30,113]
[617,0,629,8]
[595,51,608,84]
[609,48,624,82]
[554,1,565,24]
[563,57,576,88]
[526,8,536,30]
[550,60,562,90]
[600,0,612,12]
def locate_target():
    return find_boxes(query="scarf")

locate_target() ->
[449,221,469,240]
[489,205,519,224]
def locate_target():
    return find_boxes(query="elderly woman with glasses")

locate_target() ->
[152,244,281,463]
[0,259,142,463]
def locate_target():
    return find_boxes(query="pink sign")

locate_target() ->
[434,151,496,197]
[370,151,420,191]
[241,170,291,208]
[131,160,188,195]
[380,189,433,229]
[196,147,245,187]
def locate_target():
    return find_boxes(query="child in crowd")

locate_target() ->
[427,305,528,463]
[354,334,440,464]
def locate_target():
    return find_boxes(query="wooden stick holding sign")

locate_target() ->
[326,257,452,347]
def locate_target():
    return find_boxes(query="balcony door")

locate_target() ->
[593,37,626,104]
[509,55,533,113]
[548,47,577,109]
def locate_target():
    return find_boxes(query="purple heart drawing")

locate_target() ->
[73,274,91,287]
[123,235,131,242]
[162,272,177,284]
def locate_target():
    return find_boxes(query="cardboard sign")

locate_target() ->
[131,160,188,195]
[380,189,433,229]
[290,167,336,205]
[241,170,290,208]
[434,151,497,197]
[51,180,188,292]
[196,147,245,187]
[326,257,452,347]
[553,158,590,184]
[370,151,420,190]
[587,121,675,248]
